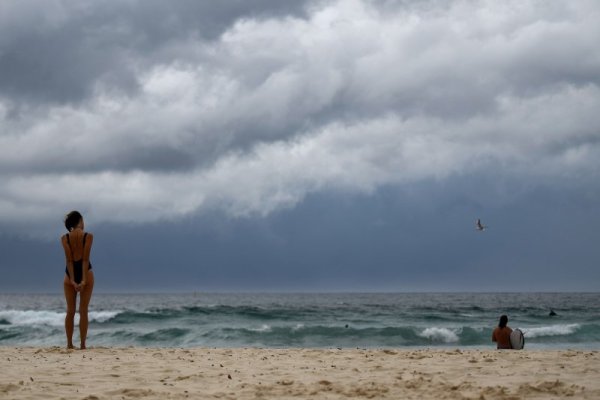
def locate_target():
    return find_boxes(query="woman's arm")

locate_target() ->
[61,235,77,288]
[81,233,93,287]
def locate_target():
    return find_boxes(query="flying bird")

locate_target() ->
[476,219,487,231]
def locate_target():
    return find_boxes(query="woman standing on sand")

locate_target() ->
[492,315,513,349]
[61,211,94,349]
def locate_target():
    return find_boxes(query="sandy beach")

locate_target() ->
[0,347,599,399]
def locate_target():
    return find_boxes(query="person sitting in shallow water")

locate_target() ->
[492,315,513,349]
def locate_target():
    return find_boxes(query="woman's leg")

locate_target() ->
[78,271,94,349]
[63,276,77,349]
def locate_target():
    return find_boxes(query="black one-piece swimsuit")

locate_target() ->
[65,232,92,284]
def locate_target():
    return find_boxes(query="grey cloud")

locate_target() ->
[0,0,311,106]
[0,0,599,228]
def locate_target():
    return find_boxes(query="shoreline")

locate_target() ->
[1,347,599,399]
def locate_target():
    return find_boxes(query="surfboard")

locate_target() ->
[510,328,525,350]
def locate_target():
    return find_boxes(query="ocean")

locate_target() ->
[1,292,599,349]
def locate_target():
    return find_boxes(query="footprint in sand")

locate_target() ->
[108,388,155,398]
[0,384,19,393]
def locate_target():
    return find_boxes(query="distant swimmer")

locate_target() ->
[476,219,487,231]
[549,309,557,317]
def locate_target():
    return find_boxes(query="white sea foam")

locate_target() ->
[521,324,580,338]
[292,323,305,331]
[419,327,459,343]
[0,310,120,327]
[250,324,272,332]
[90,311,121,323]
[0,310,65,326]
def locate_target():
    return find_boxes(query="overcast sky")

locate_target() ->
[1,0,599,292]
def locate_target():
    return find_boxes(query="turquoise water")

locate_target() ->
[1,292,599,348]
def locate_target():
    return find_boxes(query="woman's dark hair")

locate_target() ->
[64,211,83,232]
[498,315,508,328]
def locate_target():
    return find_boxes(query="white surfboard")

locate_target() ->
[510,328,525,350]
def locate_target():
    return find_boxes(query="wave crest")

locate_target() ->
[0,310,121,326]
[419,327,459,343]
[522,324,580,338]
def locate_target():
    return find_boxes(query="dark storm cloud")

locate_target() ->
[0,0,599,292]
[0,0,310,105]
[0,0,599,229]
[3,176,599,292]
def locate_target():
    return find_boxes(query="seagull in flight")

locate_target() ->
[476,219,487,231]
